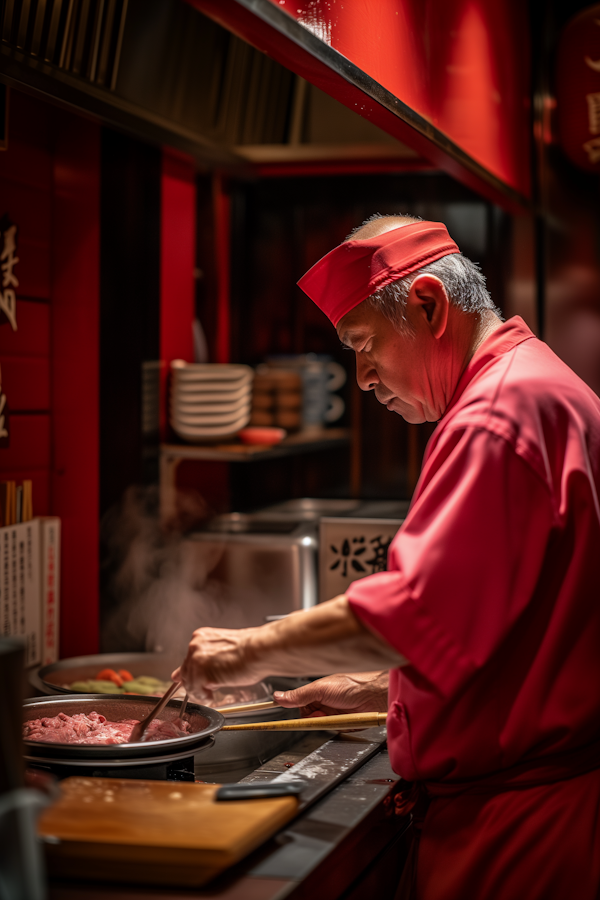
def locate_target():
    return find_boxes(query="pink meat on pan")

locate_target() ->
[23,711,191,745]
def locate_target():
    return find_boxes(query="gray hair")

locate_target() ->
[367,253,503,333]
[346,213,503,333]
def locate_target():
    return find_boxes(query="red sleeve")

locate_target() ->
[346,426,555,699]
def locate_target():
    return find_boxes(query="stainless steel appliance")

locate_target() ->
[254,498,409,603]
[185,500,411,618]
[256,497,410,521]
[186,513,319,620]
[254,497,363,520]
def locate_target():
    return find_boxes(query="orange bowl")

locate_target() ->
[239,427,287,446]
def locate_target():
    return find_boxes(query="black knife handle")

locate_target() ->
[215,782,302,801]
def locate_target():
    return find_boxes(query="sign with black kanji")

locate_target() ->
[319,516,404,602]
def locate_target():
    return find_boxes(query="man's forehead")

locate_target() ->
[336,301,377,344]
[338,326,368,347]
[336,303,376,343]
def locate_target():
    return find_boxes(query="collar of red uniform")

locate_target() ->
[443,316,536,419]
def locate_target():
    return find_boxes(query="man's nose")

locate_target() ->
[355,354,379,391]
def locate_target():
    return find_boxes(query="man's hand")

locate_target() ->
[274,671,389,717]
[172,595,406,698]
[171,626,262,696]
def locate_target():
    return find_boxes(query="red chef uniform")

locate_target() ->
[346,315,600,900]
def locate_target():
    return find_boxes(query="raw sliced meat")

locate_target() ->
[23,711,192,745]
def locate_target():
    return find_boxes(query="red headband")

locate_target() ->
[297,221,460,327]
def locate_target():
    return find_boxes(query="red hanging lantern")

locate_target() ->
[557,4,600,172]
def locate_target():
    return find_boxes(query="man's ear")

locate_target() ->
[406,274,449,339]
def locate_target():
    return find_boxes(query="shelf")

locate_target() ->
[160,428,351,463]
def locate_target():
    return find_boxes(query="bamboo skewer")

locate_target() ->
[221,712,387,732]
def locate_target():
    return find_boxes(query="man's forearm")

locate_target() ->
[249,595,406,677]
[175,595,406,694]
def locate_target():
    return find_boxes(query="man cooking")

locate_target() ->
[173,215,600,899]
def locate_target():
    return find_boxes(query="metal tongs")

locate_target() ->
[128,681,182,743]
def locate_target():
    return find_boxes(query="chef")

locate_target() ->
[174,215,600,899]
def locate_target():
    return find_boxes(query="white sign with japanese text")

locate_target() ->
[319,516,404,603]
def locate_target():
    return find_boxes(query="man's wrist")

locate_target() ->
[240,625,274,682]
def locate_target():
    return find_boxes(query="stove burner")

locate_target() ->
[27,755,196,782]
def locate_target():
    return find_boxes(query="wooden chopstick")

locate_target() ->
[129,681,182,742]
[216,699,277,714]
[221,712,387,732]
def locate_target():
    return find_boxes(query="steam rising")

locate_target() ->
[100,486,255,664]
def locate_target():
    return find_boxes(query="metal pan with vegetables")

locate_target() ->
[33,652,271,708]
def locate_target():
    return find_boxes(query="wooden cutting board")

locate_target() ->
[38,776,298,887]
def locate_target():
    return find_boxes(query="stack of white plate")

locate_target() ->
[170,361,254,442]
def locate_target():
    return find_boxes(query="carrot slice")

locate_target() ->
[118,669,134,682]
[96,668,123,687]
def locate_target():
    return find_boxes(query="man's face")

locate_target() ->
[337,301,444,424]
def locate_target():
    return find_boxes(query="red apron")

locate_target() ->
[395,739,600,899]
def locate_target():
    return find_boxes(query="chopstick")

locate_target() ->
[129,681,182,742]
[216,699,277,714]
[179,693,189,720]
[221,712,387,732]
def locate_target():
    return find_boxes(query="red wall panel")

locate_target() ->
[214,174,231,365]
[0,94,53,530]
[0,90,101,659]
[0,96,52,191]
[0,301,50,357]
[0,180,52,299]
[0,414,50,469]
[0,356,50,409]
[160,151,196,364]
[160,150,196,437]
[51,111,100,658]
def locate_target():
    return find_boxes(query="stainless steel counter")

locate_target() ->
[48,729,410,900]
